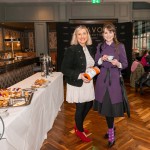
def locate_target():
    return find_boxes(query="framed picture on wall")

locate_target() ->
[49,31,57,51]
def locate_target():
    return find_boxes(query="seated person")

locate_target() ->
[145,52,150,72]
[130,54,145,87]
[141,50,150,72]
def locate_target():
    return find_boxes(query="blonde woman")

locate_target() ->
[61,25,95,142]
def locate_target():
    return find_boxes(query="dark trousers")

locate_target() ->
[75,101,93,132]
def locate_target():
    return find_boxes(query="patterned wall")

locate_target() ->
[28,32,35,51]
[0,27,35,53]
[0,28,3,51]
[49,31,57,50]
[4,28,21,51]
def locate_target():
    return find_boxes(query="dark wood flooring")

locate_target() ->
[41,81,150,150]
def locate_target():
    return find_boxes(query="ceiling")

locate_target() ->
[0,0,149,30]
[0,0,149,3]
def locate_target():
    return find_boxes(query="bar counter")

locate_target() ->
[0,57,39,74]
[0,57,39,88]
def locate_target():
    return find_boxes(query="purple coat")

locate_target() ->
[95,42,128,104]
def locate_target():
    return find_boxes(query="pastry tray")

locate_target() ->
[31,80,50,89]
[0,90,34,108]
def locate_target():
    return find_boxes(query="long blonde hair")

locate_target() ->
[71,25,92,45]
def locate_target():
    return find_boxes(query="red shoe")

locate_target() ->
[84,128,89,134]
[76,130,91,142]
[74,125,89,134]
[74,126,78,134]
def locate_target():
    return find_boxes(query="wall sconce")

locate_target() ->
[17,42,20,47]
[6,42,10,46]
[4,37,21,58]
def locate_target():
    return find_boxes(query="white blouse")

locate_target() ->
[66,46,95,103]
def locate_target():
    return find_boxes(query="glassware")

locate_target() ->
[49,67,53,74]
[9,97,14,106]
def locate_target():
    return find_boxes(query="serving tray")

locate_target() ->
[0,89,35,108]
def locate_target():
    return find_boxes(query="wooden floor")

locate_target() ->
[41,81,150,150]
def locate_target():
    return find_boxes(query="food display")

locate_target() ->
[0,88,34,108]
[31,78,49,88]
[0,78,50,108]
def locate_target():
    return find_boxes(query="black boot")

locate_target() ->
[104,127,116,139]
[108,140,115,148]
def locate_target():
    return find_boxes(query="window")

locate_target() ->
[133,21,150,53]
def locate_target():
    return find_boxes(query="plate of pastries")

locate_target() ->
[0,88,33,108]
[31,78,49,88]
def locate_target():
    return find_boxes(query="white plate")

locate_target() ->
[31,80,50,88]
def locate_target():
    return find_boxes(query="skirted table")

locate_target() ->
[0,72,64,150]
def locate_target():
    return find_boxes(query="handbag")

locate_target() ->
[120,74,130,118]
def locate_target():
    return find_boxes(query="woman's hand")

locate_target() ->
[111,59,120,67]
[94,66,100,71]
[80,73,90,83]
[101,55,108,61]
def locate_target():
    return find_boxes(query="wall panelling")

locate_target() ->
[4,5,54,21]
[132,10,150,20]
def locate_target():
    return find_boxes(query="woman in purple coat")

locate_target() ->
[95,23,128,147]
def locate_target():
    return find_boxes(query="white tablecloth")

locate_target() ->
[0,72,64,150]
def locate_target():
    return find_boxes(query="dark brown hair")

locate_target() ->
[102,23,120,53]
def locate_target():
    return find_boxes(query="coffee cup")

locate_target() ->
[107,56,114,61]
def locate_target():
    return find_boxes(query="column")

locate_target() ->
[34,22,48,56]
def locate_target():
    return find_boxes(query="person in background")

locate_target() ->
[61,25,95,142]
[140,50,150,72]
[145,51,150,72]
[94,23,128,147]
[130,53,145,87]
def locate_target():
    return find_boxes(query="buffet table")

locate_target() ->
[0,72,64,150]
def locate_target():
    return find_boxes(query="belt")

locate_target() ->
[104,68,111,86]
